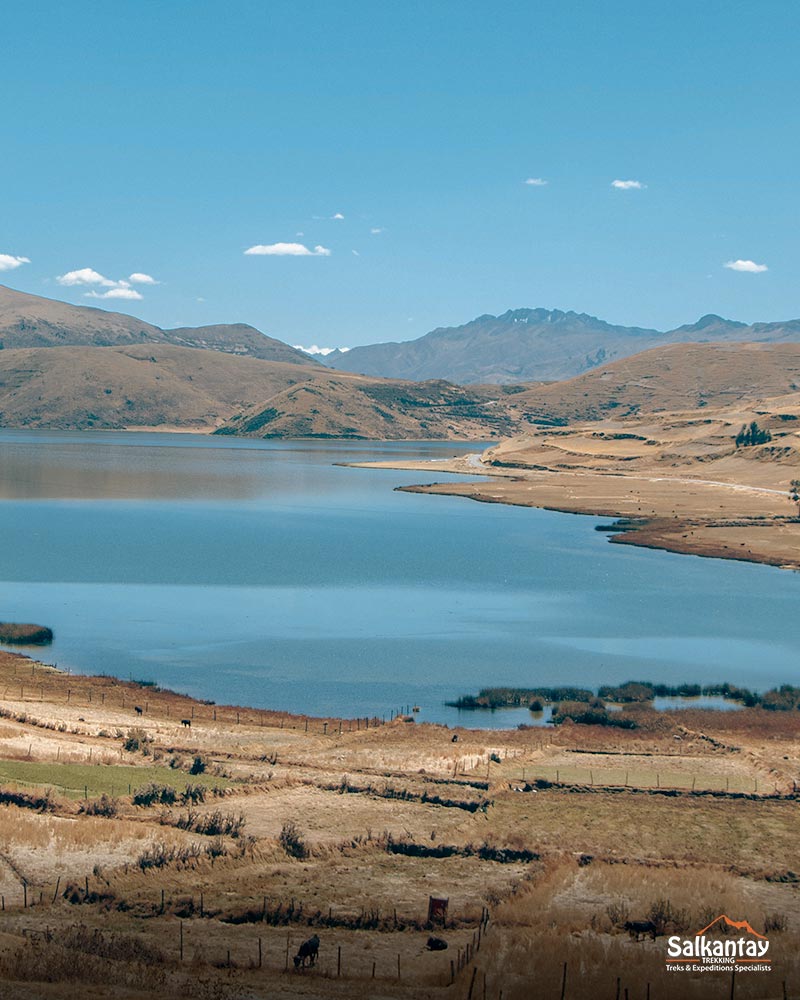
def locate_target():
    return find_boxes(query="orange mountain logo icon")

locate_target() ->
[695,915,766,939]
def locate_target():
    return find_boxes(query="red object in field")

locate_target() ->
[428,896,449,923]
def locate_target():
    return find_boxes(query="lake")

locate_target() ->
[1,430,798,729]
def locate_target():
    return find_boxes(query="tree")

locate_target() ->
[735,421,771,447]
[790,479,800,520]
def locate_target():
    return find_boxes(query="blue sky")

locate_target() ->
[2,1,799,350]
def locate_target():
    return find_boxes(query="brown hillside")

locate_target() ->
[0,345,517,438]
[513,342,800,422]
[0,284,164,348]
[164,323,319,365]
[0,284,316,365]
[216,373,519,439]
[0,345,319,430]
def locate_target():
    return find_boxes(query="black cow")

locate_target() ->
[426,936,448,951]
[134,706,143,716]
[181,718,191,728]
[293,934,320,969]
[624,919,657,940]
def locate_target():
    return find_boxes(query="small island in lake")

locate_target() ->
[0,622,54,645]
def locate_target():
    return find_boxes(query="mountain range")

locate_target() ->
[323,307,800,384]
[2,282,800,438]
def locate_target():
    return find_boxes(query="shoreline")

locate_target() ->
[347,456,800,572]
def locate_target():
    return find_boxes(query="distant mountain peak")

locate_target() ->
[325,306,800,384]
[676,313,747,333]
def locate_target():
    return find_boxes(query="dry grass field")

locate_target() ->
[0,650,798,999]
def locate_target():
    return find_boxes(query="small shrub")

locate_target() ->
[79,794,119,818]
[279,820,308,859]
[136,841,202,871]
[189,755,207,775]
[204,836,227,859]
[180,784,206,805]
[132,783,177,807]
[123,727,152,753]
[606,899,630,927]
[764,912,788,933]
[648,898,690,935]
[175,809,245,838]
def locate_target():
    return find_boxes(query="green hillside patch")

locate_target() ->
[0,758,230,799]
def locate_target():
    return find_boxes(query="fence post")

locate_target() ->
[258,937,262,968]
[397,953,401,979]
[561,962,567,1000]
[467,967,478,999]
[338,945,341,977]
[179,920,183,960]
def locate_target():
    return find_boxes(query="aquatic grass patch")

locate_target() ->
[449,679,800,712]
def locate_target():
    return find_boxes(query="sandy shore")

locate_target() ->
[347,454,800,571]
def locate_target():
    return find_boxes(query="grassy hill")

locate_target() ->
[511,342,800,422]
[0,344,517,438]
[0,345,319,430]
[216,373,519,439]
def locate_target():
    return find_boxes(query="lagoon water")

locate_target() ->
[1,430,799,729]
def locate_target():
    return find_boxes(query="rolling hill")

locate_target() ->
[510,342,800,422]
[215,374,519,440]
[0,284,317,366]
[324,308,800,384]
[0,345,319,430]
[0,343,517,438]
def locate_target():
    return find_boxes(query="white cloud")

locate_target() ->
[57,267,116,287]
[332,212,345,220]
[244,242,331,257]
[370,227,384,234]
[294,344,350,356]
[524,178,548,186]
[0,253,31,272]
[57,267,158,297]
[351,249,360,256]
[611,179,645,190]
[85,287,143,300]
[724,259,768,274]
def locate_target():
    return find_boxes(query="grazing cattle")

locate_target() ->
[181,718,191,728]
[134,706,143,716]
[451,734,459,743]
[293,934,319,969]
[624,919,657,940]
[426,936,448,951]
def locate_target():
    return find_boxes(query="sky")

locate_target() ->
[2,1,799,351]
